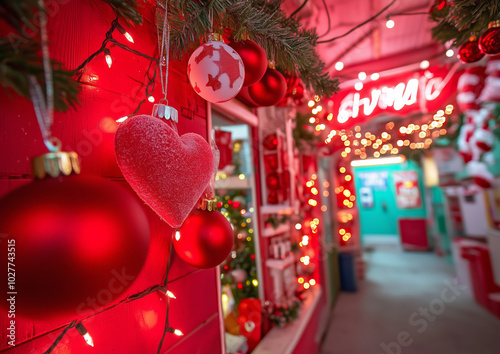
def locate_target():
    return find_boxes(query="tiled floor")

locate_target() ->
[320,249,500,354]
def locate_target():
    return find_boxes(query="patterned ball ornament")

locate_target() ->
[174,199,233,269]
[188,35,245,103]
[248,65,287,106]
[479,21,500,55]
[458,36,485,63]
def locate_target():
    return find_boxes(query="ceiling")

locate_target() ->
[282,0,447,84]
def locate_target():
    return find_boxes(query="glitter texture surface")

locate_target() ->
[115,115,214,228]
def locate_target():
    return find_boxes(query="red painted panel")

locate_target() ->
[0,0,219,353]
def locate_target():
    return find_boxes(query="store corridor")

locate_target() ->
[320,248,500,354]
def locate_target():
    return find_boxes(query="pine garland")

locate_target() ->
[160,0,338,96]
[430,0,500,46]
[0,0,338,112]
[0,39,79,111]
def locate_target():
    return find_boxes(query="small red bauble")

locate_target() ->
[174,207,233,269]
[229,40,268,87]
[292,82,305,105]
[458,37,485,63]
[284,72,300,97]
[0,173,150,320]
[479,22,500,55]
[263,133,279,150]
[248,68,287,106]
[266,172,281,190]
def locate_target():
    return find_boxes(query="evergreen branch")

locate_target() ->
[0,40,80,112]
[429,0,500,45]
[166,0,338,96]
[100,0,145,25]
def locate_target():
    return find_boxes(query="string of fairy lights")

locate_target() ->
[13,5,187,353]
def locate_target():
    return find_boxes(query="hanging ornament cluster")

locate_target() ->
[174,198,234,269]
[114,105,214,228]
[0,152,150,320]
[459,22,500,63]
[188,34,245,103]
[456,59,497,189]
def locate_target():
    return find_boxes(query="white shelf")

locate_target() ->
[253,286,322,354]
[262,224,289,237]
[214,175,250,190]
[260,204,295,215]
[265,254,295,270]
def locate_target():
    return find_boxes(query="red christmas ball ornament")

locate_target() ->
[228,40,267,86]
[479,21,500,55]
[284,72,300,97]
[458,37,485,63]
[292,82,305,105]
[0,152,150,320]
[174,199,233,269]
[266,172,281,190]
[263,133,279,150]
[188,34,245,103]
[248,66,287,106]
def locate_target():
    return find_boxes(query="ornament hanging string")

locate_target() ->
[29,0,60,152]
[204,129,220,199]
[158,0,170,104]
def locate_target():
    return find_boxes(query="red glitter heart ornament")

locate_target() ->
[115,115,214,228]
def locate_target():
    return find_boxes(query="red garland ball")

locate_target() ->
[263,133,279,150]
[292,82,305,105]
[229,40,268,87]
[479,23,500,55]
[0,175,150,320]
[266,172,281,190]
[248,68,287,106]
[284,72,300,97]
[174,209,233,269]
[458,38,485,63]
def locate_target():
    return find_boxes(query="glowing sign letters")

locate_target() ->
[337,75,446,124]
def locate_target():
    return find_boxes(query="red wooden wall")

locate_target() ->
[0,1,222,353]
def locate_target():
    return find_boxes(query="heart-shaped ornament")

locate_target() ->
[115,115,214,228]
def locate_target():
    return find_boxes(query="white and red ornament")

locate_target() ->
[479,56,500,103]
[188,34,245,103]
[467,160,494,188]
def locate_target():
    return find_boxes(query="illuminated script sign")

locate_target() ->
[331,66,460,128]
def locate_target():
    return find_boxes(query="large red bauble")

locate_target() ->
[458,39,485,63]
[0,175,150,320]
[174,209,233,269]
[479,24,500,55]
[115,115,214,228]
[248,68,287,106]
[229,40,267,87]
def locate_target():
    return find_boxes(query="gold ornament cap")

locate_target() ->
[469,35,478,42]
[268,60,276,69]
[31,151,81,180]
[489,20,500,29]
[198,198,218,211]
[205,33,223,43]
